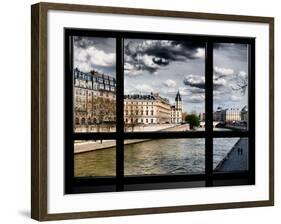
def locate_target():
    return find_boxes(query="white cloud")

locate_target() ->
[142,55,159,69]
[183,74,205,88]
[124,62,134,71]
[124,62,143,76]
[230,95,242,101]
[214,66,234,76]
[74,45,115,72]
[213,78,226,86]
[74,61,92,73]
[193,48,205,58]
[87,46,115,67]
[238,70,247,79]
[134,84,154,93]
[124,69,143,76]
[163,79,177,88]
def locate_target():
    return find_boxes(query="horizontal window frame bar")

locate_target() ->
[72,171,249,186]
[73,131,249,140]
[65,28,255,44]
[213,171,249,179]
[212,131,249,138]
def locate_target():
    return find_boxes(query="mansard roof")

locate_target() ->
[124,92,170,103]
[73,68,116,83]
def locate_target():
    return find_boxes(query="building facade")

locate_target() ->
[240,105,248,122]
[225,108,241,121]
[124,93,171,125]
[213,107,241,122]
[74,69,184,129]
[199,112,205,121]
[213,107,224,122]
[170,91,183,124]
[73,68,116,129]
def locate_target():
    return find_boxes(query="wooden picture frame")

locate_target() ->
[31,2,274,221]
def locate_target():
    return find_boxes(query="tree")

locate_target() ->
[231,72,248,95]
[185,114,200,130]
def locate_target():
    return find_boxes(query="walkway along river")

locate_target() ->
[74,137,248,177]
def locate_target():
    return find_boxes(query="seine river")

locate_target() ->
[74,138,240,177]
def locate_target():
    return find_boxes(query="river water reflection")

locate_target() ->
[74,138,240,177]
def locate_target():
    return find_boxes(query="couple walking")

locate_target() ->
[237,147,243,155]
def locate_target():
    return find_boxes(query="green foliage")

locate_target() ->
[185,114,200,129]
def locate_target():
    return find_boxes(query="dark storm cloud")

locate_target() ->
[183,80,205,89]
[183,74,205,89]
[124,40,204,75]
[183,72,229,94]
[141,41,204,61]
[152,57,170,66]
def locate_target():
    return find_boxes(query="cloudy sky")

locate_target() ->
[213,43,248,111]
[73,36,116,77]
[124,39,206,113]
[124,40,248,113]
[73,36,248,114]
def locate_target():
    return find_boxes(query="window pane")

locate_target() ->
[213,138,248,172]
[73,36,116,132]
[213,43,248,131]
[124,138,205,175]
[124,39,205,132]
[74,140,116,177]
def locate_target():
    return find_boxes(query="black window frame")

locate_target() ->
[64,28,255,194]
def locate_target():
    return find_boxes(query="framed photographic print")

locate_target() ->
[31,2,274,221]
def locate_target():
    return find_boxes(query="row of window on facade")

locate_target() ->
[75,89,114,98]
[125,118,155,124]
[75,97,113,104]
[125,110,154,116]
[73,68,116,83]
[75,117,158,125]
[75,117,116,125]
[125,101,154,105]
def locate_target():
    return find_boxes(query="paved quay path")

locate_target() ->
[215,138,248,172]
[74,123,190,154]
[74,139,149,154]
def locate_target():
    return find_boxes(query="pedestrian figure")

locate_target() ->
[241,148,243,155]
[238,147,242,155]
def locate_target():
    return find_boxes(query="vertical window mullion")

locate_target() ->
[248,41,255,184]
[116,37,124,191]
[65,33,74,194]
[205,41,214,186]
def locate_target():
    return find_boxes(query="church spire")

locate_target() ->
[175,90,181,101]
